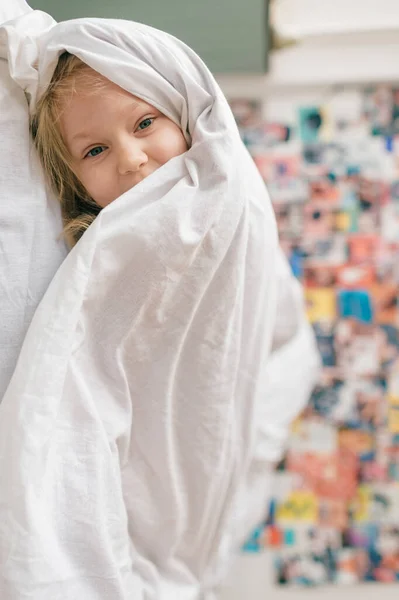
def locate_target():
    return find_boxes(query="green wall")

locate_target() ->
[29,0,270,73]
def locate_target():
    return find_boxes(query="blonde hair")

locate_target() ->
[31,52,106,247]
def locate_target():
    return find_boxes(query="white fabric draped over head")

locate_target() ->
[0,11,320,600]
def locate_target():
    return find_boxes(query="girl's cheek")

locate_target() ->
[80,164,96,183]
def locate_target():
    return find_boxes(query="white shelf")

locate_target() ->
[216,31,399,95]
[272,0,399,39]
[267,33,399,87]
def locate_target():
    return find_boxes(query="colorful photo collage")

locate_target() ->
[231,86,399,586]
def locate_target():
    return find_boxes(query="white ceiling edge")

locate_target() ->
[272,0,399,38]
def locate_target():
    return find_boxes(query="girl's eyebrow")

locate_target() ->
[70,131,95,143]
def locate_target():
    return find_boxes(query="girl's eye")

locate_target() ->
[137,118,154,131]
[86,146,105,158]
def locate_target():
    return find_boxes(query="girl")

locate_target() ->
[31,51,190,246]
[0,14,320,600]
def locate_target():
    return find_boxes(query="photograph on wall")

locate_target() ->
[234,84,399,587]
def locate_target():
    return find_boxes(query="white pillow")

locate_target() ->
[0,7,67,399]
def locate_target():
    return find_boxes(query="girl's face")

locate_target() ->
[60,77,188,207]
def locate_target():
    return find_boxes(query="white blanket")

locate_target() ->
[0,13,320,600]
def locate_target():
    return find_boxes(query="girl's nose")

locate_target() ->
[117,139,148,174]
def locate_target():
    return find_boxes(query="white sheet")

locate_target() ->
[0,0,30,24]
[0,5,67,399]
[0,14,320,600]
